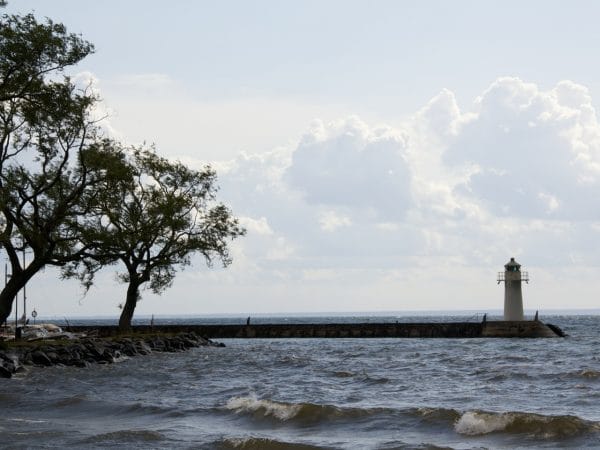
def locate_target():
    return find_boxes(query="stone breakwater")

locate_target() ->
[0,332,222,379]
[68,320,565,339]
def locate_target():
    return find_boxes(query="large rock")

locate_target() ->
[134,340,152,355]
[0,362,12,378]
[31,350,52,366]
[0,332,222,377]
[0,353,16,378]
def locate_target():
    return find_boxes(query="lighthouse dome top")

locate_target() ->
[504,257,521,271]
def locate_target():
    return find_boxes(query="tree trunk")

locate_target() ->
[0,277,23,325]
[118,278,141,332]
[0,262,41,324]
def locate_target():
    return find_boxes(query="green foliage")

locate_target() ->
[66,146,245,328]
[0,13,93,102]
[0,11,245,328]
[0,12,121,323]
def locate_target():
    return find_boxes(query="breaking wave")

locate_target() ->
[224,395,389,423]
[454,410,600,438]
[225,396,599,440]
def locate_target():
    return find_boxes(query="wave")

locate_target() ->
[53,394,88,407]
[215,437,327,450]
[224,397,600,439]
[225,395,389,423]
[123,402,184,417]
[78,429,164,444]
[358,374,390,384]
[454,410,600,438]
[575,369,600,379]
[50,396,184,419]
[329,370,390,384]
[377,442,455,450]
[332,370,354,378]
[7,418,48,424]
[416,407,461,423]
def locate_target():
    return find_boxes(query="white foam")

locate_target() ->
[225,395,301,421]
[454,411,512,435]
[9,418,47,424]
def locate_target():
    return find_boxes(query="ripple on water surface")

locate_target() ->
[0,315,598,449]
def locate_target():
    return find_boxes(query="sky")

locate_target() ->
[4,1,600,317]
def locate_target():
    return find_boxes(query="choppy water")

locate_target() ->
[1,315,599,449]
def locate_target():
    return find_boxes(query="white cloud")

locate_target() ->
[210,81,600,283]
[34,76,600,314]
[72,71,121,138]
[318,210,352,232]
[286,116,412,220]
[443,77,600,220]
[239,216,274,236]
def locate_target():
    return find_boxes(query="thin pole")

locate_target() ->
[3,262,5,329]
[14,279,17,333]
[22,247,26,320]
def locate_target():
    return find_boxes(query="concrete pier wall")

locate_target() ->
[482,320,559,338]
[68,320,563,339]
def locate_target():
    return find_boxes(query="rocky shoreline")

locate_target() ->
[0,332,223,378]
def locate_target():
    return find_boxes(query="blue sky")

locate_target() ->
[5,1,600,317]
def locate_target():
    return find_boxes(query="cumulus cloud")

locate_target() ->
[286,117,412,220]
[43,76,600,313]
[209,122,424,275]
[71,71,121,138]
[238,216,274,236]
[444,77,600,219]
[318,210,352,232]
[211,81,600,278]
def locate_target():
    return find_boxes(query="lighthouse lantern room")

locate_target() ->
[497,257,529,321]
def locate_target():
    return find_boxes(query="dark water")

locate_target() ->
[1,315,599,449]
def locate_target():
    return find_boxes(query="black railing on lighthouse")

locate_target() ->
[497,271,529,283]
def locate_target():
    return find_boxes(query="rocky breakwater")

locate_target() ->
[0,332,223,379]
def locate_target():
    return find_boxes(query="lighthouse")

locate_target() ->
[497,257,529,321]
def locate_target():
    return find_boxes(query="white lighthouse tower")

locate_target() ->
[497,257,528,321]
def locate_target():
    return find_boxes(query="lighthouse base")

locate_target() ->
[482,320,562,338]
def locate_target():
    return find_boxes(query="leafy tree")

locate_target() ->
[0,13,125,324]
[0,14,93,103]
[67,147,245,331]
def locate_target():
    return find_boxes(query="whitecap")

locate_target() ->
[454,411,511,435]
[225,395,301,421]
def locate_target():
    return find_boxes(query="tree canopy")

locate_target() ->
[67,147,245,330]
[0,13,93,103]
[0,13,125,324]
[0,12,244,327]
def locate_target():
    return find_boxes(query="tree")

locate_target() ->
[0,13,125,324]
[67,147,245,331]
[0,14,93,103]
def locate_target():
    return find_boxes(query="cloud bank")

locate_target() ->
[44,76,600,314]
[188,77,600,312]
